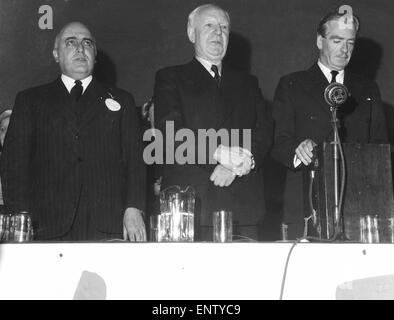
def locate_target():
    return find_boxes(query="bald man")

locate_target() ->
[0,22,146,241]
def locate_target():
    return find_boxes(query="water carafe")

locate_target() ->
[159,186,195,242]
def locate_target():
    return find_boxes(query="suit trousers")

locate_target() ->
[50,186,123,241]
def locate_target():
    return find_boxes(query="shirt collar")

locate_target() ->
[317,60,345,84]
[195,56,222,78]
[61,74,93,93]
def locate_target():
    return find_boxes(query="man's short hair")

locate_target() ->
[187,3,230,30]
[317,8,360,37]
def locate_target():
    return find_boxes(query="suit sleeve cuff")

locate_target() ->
[293,154,301,168]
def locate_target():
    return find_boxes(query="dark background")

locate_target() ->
[0,0,393,110]
[1,0,393,239]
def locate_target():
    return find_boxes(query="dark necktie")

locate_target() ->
[70,80,83,102]
[211,64,221,87]
[330,70,339,83]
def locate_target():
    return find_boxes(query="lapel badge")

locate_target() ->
[105,98,121,111]
[105,92,121,111]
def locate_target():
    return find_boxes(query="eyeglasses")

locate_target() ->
[65,38,95,49]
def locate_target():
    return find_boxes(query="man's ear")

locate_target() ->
[316,35,323,50]
[53,49,59,63]
[187,25,195,43]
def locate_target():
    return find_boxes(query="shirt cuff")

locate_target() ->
[293,154,301,168]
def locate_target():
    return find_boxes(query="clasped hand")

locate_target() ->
[213,145,254,176]
[210,145,254,187]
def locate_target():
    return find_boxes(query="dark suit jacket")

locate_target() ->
[0,77,146,239]
[153,58,273,227]
[271,63,388,237]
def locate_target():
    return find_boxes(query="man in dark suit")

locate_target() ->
[153,4,273,241]
[272,9,388,239]
[0,22,146,241]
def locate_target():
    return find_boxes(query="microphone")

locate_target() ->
[324,82,349,107]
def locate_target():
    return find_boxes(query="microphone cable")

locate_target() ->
[279,239,299,300]
[279,83,351,299]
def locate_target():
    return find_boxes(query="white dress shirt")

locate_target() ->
[196,56,222,78]
[61,74,92,94]
[317,60,344,84]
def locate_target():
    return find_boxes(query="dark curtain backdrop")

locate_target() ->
[0,0,393,109]
[1,0,393,239]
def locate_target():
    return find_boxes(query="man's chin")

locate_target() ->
[207,51,225,61]
[73,61,89,67]
[66,70,92,80]
[71,66,92,74]
[334,58,349,67]
[208,46,224,53]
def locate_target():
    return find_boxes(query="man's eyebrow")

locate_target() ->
[64,36,94,41]
[328,35,355,41]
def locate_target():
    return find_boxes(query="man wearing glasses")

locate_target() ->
[0,22,146,241]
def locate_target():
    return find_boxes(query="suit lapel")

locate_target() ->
[77,78,109,130]
[184,59,221,128]
[341,71,359,115]
[47,78,78,136]
[42,78,80,156]
[187,58,217,91]
[301,64,332,115]
[217,65,238,127]
[344,71,359,99]
[187,60,239,129]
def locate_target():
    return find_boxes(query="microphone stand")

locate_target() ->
[329,104,348,241]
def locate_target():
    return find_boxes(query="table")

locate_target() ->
[0,242,393,299]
